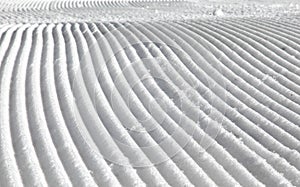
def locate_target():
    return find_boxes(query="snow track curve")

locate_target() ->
[0,0,300,186]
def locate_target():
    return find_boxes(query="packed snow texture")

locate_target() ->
[1,0,300,187]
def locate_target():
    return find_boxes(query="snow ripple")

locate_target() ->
[0,1,300,186]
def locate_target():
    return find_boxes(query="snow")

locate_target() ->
[213,8,224,16]
[1,0,300,186]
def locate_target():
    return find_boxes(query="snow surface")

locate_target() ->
[0,0,300,186]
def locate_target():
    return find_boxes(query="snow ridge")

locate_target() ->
[1,1,300,187]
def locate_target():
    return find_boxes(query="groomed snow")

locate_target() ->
[0,0,300,186]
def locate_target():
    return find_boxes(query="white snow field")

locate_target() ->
[1,0,300,186]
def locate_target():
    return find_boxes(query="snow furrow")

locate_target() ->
[0,0,133,11]
[214,20,300,84]
[68,23,147,187]
[231,18,300,62]
[167,21,300,186]
[60,23,123,186]
[48,23,98,186]
[126,21,266,187]
[185,20,300,106]
[10,24,48,186]
[1,2,300,186]
[78,21,193,186]
[92,21,221,186]
[177,21,300,148]
[77,22,173,186]
[170,20,298,159]
[192,21,300,146]
[25,24,74,186]
[142,21,295,187]
[249,18,300,41]
[116,21,263,187]
[0,24,28,187]
[201,20,300,91]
